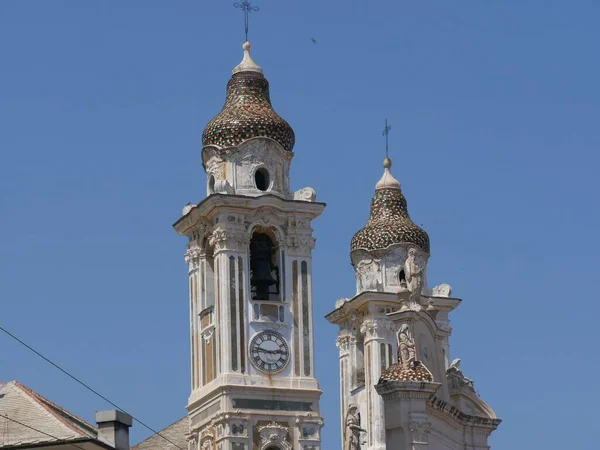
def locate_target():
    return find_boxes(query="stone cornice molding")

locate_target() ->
[325,291,399,325]
[374,380,441,400]
[173,193,325,237]
[427,396,502,430]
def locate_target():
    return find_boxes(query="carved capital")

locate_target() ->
[185,246,202,269]
[209,229,250,252]
[285,234,316,253]
[361,318,395,341]
[335,334,356,355]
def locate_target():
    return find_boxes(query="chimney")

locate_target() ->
[95,410,133,450]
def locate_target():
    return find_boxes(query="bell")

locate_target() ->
[250,234,278,300]
[251,260,277,299]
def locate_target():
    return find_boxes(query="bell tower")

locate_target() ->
[326,154,500,450]
[173,41,325,450]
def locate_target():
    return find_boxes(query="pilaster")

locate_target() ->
[360,318,395,450]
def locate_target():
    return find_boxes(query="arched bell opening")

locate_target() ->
[249,230,281,301]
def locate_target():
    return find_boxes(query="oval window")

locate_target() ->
[255,168,270,191]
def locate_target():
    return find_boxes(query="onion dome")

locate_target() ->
[351,157,430,253]
[379,361,433,383]
[202,42,295,152]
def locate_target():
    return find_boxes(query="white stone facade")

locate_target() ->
[175,135,325,450]
[328,240,500,449]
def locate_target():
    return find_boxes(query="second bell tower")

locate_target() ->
[173,42,325,450]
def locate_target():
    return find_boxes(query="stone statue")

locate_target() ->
[397,324,417,369]
[447,358,475,389]
[404,247,424,306]
[344,404,366,450]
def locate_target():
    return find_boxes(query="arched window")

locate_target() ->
[249,232,280,301]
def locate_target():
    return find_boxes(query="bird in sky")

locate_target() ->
[311,38,317,44]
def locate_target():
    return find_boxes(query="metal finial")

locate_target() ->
[234,0,260,42]
[382,119,392,158]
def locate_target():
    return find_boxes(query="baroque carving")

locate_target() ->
[185,246,202,269]
[360,319,395,341]
[344,404,366,450]
[257,422,291,450]
[405,247,424,301]
[397,324,417,369]
[347,311,363,332]
[430,283,452,298]
[335,334,356,355]
[355,258,381,292]
[209,229,250,252]
[285,235,316,253]
[294,187,317,202]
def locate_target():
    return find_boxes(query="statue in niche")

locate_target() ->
[404,247,424,306]
[447,358,475,389]
[397,324,417,369]
[344,404,366,450]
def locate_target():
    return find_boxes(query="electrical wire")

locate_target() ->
[0,325,185,450]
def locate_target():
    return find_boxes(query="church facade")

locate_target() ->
[141,40,500,450]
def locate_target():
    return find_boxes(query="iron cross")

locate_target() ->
[234,0,260,42]
[382,119,392,157]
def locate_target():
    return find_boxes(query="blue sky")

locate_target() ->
[1,1,599,449]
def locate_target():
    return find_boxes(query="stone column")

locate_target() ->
[360,318,394,450]
[336,331,355,447]
[185,245,202,392]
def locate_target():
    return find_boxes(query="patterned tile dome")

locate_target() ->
[202,42,295,152]
[351,158,430,253]
[379,361,433,383]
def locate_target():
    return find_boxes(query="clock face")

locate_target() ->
[249,331,290,373]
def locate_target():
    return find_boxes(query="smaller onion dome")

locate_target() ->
[202,42,295,152]
[379,361,433,383]
[351,157,430,253]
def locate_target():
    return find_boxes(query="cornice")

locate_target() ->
[427,396,502,430]
[173,193,326,236]
[374,380,441,400]
[325,291,399,324]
